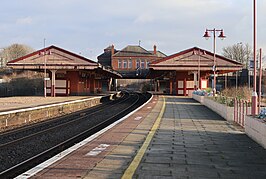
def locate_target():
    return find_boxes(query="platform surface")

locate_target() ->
[0,96,95,112]
[19,96,266,179]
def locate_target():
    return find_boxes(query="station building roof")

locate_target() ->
[7,45,98,70]
[150,46,243,74]
[7,45,122,78]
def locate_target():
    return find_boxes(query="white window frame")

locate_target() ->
[123,60,127,69]
[118,60,122,69]
[136,60,140,69]
[140,60,145,69]
[128,60,132,69]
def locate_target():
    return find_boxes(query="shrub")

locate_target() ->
[221,86,251,101]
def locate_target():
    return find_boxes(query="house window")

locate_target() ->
[123,60,127,69]
[141,60,145,69]
[136,60,140,69]
[118,60,122,69]
[146,61,150,68]
[128,60,132,68]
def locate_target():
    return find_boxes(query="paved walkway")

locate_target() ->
[132,96,266,178]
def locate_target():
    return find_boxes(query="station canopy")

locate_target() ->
[7,45,121,78]
[149,46,243,74]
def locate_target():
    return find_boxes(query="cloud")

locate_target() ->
[134,13,154,24]
[0,0,265,61]
[16,17,32,25]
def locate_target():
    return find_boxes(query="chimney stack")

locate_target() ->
[153,45,157,55]
[111,44,115,56]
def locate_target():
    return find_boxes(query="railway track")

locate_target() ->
[0,92,151,178]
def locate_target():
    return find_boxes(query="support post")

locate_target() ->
[50,70,57,97]
[258,48,262,113]
[193,71,197,90]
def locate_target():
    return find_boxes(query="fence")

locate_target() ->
[234,98,251,127]
[0,78,43,97]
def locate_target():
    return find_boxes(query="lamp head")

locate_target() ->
[218,30,226,40]
[203,31,210,40]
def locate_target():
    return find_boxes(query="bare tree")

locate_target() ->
[0,44,34,67]
[222,43,252,69]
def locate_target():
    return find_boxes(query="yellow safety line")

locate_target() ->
[121,96,166,179]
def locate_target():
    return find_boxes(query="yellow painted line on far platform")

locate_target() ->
[121,96,165,179]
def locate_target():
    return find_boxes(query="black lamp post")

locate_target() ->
[203,28,226,94]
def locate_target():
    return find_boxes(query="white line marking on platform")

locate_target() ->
[15,94,153,179]
[134,116,142,121]
[86,144,110,156]
[147,106,151,109]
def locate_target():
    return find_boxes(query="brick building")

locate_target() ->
[98,45,166,78]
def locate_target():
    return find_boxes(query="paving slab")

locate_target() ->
[132,96,266,178]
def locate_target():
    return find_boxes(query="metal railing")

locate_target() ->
[234,98,251,127]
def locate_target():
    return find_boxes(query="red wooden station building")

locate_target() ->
[149,47,243,96]
[7,45,121,96]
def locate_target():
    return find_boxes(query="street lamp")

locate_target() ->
[193,49,206,89]
[203,28,226,95]
[252,0,258,116]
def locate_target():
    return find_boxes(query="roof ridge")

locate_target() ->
[113,45,155,57]
[8,45,97,64]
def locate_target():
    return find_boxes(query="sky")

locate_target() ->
[0,0,265,61]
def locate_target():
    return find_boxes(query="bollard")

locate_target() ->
[238,99,241,125]
[241,100,245,127]
[245,101,248,116]
[234,98,237,122]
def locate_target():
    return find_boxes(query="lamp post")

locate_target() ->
[193,49,206,89]
[252,0,258,116]
[39,39,49,98]
[203,28,226,95]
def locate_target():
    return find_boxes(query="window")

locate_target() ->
[118,60,122,69]
[128,60,132,68]
[123,60,127,69]
[141,60,145,69]
[136,60,140,69]
[146,61,150,68]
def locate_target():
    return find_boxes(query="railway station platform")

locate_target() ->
[0,93,119,132]
[17,95,266,179]
[0,96,102,112]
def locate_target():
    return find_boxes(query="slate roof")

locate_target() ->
[149,50,167,58]
[113,45,156,57]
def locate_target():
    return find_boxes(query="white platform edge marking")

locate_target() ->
[85,144,110,156]
[15,94,154,179]
[134,116,142,121]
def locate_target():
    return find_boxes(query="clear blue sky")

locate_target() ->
[0,0,265,61]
